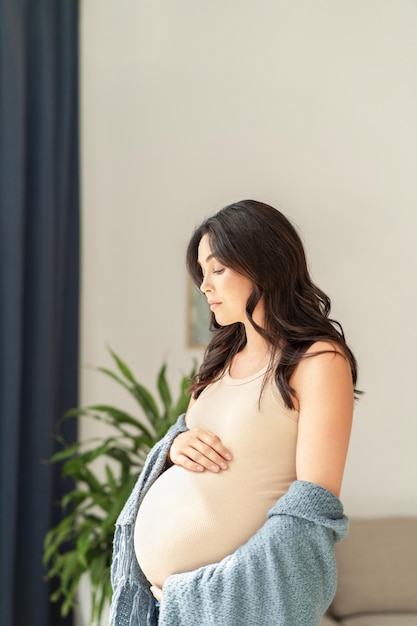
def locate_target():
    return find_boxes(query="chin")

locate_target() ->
[214,317,235,327]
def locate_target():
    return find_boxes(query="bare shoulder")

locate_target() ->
[291,340,353,409]
[304,339,348,359]
[301,340,351,374]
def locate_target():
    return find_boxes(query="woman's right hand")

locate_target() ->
[168,429,233,473]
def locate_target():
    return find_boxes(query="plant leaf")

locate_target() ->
[109,349,138,384]
[157,363,172,414]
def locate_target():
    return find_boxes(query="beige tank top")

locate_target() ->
[134,366,298,587]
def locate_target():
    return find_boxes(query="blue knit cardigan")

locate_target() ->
[110,414,348,626]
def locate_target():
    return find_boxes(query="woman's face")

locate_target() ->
[197,234,261,327]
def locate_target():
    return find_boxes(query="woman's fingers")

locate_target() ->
[169,429,233,472]
[150,585,162,602]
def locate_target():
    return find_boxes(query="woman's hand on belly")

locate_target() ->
[169,428,233,473]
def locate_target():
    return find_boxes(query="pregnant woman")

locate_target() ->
[110,200,358,626]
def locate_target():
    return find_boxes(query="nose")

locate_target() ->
[200,274,212,294]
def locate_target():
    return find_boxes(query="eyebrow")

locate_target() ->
[197,252,217,266]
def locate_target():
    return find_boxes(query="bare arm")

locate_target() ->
[291,342,354,497]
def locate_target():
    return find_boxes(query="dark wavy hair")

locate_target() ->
[186,199,359,409]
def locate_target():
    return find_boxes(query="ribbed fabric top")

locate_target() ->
[134,369,298,587]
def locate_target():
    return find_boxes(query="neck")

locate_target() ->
[230,321,272,378]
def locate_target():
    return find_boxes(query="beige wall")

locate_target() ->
[80,0,417,522]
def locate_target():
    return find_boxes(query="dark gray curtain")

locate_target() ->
[0,1,79,625]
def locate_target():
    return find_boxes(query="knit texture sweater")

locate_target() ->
[110,414,348,626]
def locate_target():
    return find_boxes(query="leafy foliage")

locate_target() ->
[43,350,194,624]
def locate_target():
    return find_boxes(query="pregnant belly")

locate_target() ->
[134,465,273,587]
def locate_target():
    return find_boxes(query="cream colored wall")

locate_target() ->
[80,0,417,527]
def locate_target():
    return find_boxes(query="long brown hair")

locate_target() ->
[186,200,360,409]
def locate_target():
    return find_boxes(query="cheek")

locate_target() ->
[237,281,253,302]
[221,273,253,307]
[234,287,252,310]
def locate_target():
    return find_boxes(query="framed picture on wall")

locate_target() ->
[187,280,212,348]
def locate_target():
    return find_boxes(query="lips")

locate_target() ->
[208,301,221,309]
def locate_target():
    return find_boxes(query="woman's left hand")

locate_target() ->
[150,585,162,602]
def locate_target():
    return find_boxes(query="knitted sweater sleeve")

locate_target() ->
[159,480,348,626]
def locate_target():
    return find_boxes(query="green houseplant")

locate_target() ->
[43,350,195,625]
